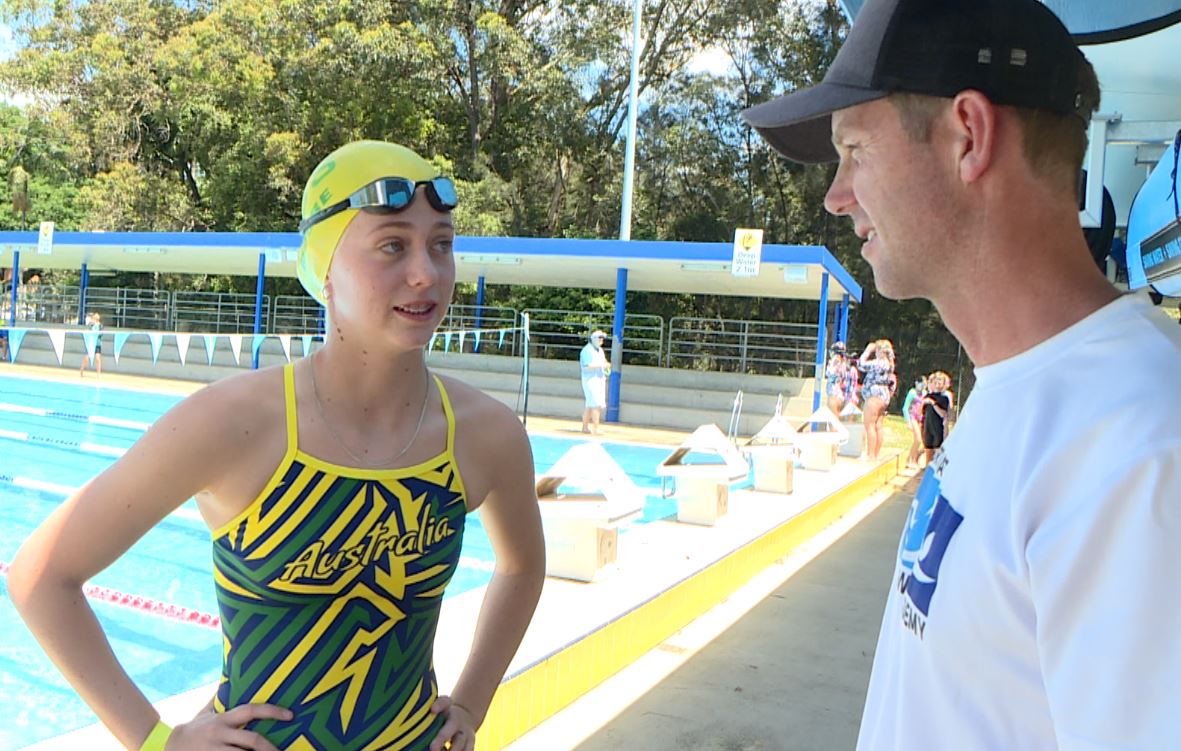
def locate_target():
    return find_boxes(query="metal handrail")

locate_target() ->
[172,291,270,334]
[667,316,820,376]
[727,389,744,443]
[272,295,324,335]
[520,308,663,365]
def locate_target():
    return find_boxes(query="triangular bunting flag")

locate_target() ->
[458,331,466,351]
[229,335,244,365]
[429,334,438,351]
[498,329,506,347]
[443,332,453,351]
[473,331,481,348]
[113,332,131,364]
[300,335,313,358]
[175,333,191,366]
[82,331,99,360]
[148,332,164,364]
[279,335,292,362]
[48,329,66,364]
[252,335,266,361]
[8,329,26,362]
[203,334,217,365]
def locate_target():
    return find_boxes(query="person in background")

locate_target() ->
[742,0,1181,747]
[79,312,103,377]
[825,341,855,416]
[901,375,926,469]
[580,329,610,434]
[858,339,895,460]
[920,371,952,465]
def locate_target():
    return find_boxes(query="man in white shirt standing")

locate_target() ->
[579,330,610,435]
[743,0,1181,748]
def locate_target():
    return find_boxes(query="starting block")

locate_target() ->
[838,403,866,458]
[794,406,848,471]
[656,425,749,526]
[536,443,645,581]
[744,412,799,494]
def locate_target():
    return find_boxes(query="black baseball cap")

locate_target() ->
[742,0,1090,163]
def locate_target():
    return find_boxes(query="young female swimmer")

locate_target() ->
[10,140,546,751]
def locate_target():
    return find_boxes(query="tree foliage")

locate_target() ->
[0,0,964,388]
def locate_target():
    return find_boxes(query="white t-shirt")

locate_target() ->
[858,293,1181,750]
[580,342,608,380]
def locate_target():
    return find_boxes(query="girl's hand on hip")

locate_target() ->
[166,702,292,750]
[429,695,477,751]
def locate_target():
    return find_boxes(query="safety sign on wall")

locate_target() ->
[37,221,54,255]
[732,228,763,277]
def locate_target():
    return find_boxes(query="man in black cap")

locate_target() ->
[744,0,1181,748]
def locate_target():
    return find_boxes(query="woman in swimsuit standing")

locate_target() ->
[858,339,896,461]
[9,140,546,751]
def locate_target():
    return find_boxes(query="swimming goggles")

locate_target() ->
[298,176,459,234]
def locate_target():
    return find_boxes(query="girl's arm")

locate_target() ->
[434,399,545,749]
[8,379,288,750]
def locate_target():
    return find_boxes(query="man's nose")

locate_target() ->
[824,160,854,217]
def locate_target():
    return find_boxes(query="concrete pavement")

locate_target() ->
[573,488,913,751]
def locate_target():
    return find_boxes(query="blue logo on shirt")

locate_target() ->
[898,466,963,620]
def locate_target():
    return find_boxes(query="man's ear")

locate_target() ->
[950,90,998,184]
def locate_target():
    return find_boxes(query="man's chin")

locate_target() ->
[870,271,922,302]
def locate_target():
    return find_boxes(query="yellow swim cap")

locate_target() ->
[297,140,440,305]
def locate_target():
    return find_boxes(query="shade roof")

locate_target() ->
[0,231,862,303]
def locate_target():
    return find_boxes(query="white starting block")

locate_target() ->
[535,443,646,581]
[838,403,866,458]
[743,412,799,494]
[656,425,749,526]
[794,406,849,471]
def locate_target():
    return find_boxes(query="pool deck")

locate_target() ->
[7,363,903,751]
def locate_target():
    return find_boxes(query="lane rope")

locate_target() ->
[0,560,221,629]
[0,402,150,432]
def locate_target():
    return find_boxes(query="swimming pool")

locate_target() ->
[0,372,680,749]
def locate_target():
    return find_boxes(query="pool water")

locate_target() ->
[0,373,687,749]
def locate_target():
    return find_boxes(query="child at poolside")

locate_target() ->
[8,140,546,751]
[901,376,926,469]
[79,312,103,377]
[921,371,954,465]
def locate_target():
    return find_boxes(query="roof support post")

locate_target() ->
[839,292,850,344]
[78,263,89,325]
[607,267,627,423]
[474,275,485,353]
[813,272,830,412]
[8,250,20,326]
[252,252,265,370]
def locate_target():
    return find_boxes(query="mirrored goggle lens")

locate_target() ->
[375,177,457,212]
[381,179,416,210]
[429,177,458,210]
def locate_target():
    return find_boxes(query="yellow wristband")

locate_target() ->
[139,720,172,751]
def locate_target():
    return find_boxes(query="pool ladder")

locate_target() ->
[727,389,744,444]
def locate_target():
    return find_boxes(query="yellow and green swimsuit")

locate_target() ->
[212,364,467,750]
